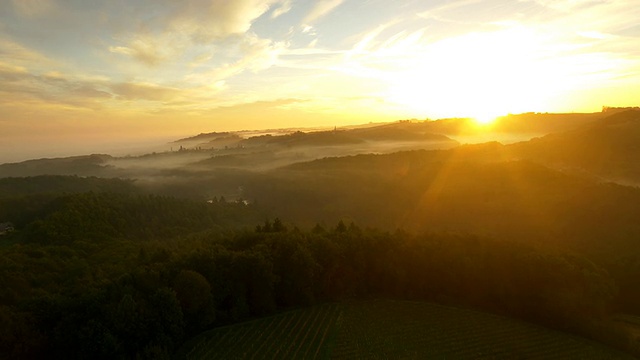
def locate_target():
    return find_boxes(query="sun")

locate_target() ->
[472,112,499,125]
[380,26,567,121]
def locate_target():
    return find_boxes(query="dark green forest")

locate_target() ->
[0,177,638,358]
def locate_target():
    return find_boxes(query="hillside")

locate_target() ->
[508,109,640,184]
[239,147,640,256]
[491,112,605,134]
[0,154,113,177]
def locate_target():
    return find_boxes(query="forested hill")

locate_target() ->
[0,155,113,178]
[230,144,640,324]
[1,211,634,358]
[509,109,640,184]
[173,123,457,150]
[244,146,640,255]
[0,175,136,198]
[0,182,263,243]
[241,110,640,250]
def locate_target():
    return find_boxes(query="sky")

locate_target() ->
[1,0,639,163]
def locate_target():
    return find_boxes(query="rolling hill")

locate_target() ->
[180,300,635,359]
[508,109,640,184]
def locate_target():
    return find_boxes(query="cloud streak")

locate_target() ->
[271,0,292,18]
[168,0,279,42]
[108,36,169,67]
[302,0,345,25]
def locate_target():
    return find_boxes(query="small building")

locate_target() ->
[0,222,14,236]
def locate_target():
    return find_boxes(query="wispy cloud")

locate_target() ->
[185,34,287,84]
[101,0,291,71]
[168,0,277,42]
[0,63,112,110]
[529,0,610,13]
[271,0,293,18]
[108,35,170,67]
[302,0,345,26]
[417,0,483,23]
[110,82,182,102]
[0,38,58,68]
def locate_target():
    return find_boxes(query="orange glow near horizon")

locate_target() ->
[379,25,621,121]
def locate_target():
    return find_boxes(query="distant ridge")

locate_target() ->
[173,132,231,143]
[508,109,640,184]
[0,154,113,177]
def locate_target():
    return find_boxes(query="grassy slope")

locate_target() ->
[179,300,634,359]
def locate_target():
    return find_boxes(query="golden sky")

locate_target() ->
[1,0,639,162]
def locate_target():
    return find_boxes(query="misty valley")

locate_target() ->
[1,110,640,359]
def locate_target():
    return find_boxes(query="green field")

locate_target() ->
[179,300,634,359]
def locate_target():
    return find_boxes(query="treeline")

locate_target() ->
[17,193,260,244]
[0,176,136,198]
[1,213,632,358]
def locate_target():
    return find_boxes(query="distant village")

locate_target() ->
[602,106,640,112]
[0,222,14,236]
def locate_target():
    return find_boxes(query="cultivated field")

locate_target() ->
[181,303,341,359]
[180,300,634,359]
